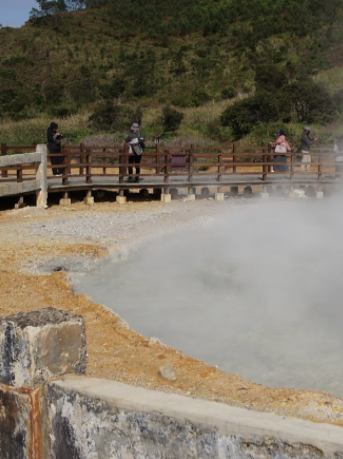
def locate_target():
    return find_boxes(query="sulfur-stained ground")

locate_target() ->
[1,198,343,428]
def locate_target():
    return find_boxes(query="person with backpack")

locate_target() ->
[273,128,291,172]
[125,123,145,183]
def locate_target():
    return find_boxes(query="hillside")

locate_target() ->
[1,0,343,145]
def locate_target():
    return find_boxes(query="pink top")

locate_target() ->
[276,135,291,151]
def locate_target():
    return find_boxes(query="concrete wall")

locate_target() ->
[1,308,343,459]
[46,378,343,459]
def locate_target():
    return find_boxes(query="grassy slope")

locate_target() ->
[0,4,343,146]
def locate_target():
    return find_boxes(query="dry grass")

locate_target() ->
[315,66,343,92]
[0,114,90,145]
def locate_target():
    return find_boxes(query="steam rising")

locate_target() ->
[75,196,343,397]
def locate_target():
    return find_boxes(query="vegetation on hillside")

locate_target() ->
[1,0,343,145]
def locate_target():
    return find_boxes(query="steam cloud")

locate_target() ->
[75,195,343,397]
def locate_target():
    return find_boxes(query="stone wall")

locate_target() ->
[46,378,343,459]
[0,308,343,459]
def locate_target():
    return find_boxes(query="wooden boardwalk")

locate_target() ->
[0,143,342,204]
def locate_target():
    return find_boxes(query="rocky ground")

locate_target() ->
[1,197,343,427]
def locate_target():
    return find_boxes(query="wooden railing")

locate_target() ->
[0,143,341,188]
[0,144,47,206]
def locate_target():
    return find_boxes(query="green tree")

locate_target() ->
[161,106,184,133]
[89,101,142,131]
[221,91,279,139]
[280,77,337,123]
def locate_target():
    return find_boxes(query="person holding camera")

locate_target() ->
[125,123,145,183]
[47,121,64,176]
[300,126,318,173]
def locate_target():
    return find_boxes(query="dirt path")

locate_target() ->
[1,199,343,427]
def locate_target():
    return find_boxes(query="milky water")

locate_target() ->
[74,198,343,398]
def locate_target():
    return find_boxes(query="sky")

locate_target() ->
[0,0,37,28]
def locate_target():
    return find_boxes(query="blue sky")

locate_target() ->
[0,0,37,28]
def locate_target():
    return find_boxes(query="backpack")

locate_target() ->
[129,138,143,156]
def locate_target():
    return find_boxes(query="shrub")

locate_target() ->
[99,77,126,100]
[221,87,236,100]
[279,77,337,123]
[255,64,288,92]
[161,106,184,133]
[220,91,279,139]
[88,102,142,131]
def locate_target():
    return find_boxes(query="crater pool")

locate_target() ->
[73,199,343,398]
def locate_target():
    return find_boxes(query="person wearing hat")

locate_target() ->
[125,123,145,183]
[300,126,318,173]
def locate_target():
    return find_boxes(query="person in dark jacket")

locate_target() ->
[125,123,145,183]
[47,122,63,176]
[334,135,343,179]
[300,126,317,173]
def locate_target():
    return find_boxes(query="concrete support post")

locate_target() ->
[59,192,71,206]
[84,190,94,206]
[215,193,224,201]
[116,190,127,205]
[289,186,296,198]
[215,186,224,201]
[260,186,269,199]
[14,196,25,210]
[316,191,324,199]
[187,187,195,201]
[161,194,172,203]
[36,144,48,209]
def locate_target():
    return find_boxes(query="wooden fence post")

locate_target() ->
[188,144,194,184]
[267,142,273,173]
[86,148,92,184]
[290,153,294,180]
[318,152,322,181]
[164,148,169,184]
[80,143,85,176]
[263,144,270,182]
[102,148,106,175]
[62,148,69,186]
[1,144,8,178]
[155,143,159,176]
[232,143,236,174]
[218,150,222,183]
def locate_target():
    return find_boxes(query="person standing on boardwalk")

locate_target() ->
[300,126,318,173]
[273,128,291,172]
[47,122,63,176]
[125,123,145,183]
[334,134,343,179]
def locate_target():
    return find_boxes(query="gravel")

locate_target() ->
[12,199,242,275]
